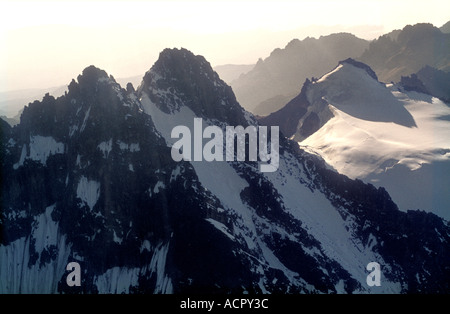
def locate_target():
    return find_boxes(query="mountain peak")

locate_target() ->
[148,48,215,83]
[440,20,450,33]
[66,65,119,99]
[397,23,442,44]
[139,48,250,126]
[260,58,417,141]
[77,65,110,86]
[339,58,378,81]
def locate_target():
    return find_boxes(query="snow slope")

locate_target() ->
[300,63,450,220]
[13,135,65,169]
[0,205,72,293]
[140,85,401,293]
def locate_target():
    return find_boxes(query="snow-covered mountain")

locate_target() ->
[260,58,450,221]
[1,49,449,294]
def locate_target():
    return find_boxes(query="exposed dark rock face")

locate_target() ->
[1,49,448,294]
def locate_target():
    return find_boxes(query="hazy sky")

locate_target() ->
[1,0,449,92]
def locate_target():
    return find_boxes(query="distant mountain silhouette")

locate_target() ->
[252,94,293,116]
[400,65,450,103]
[359,23,450,83]
[0,86,67,119]
[440,20,450,33]
[0,115,19,127]
[230,33,369,114]
[213,64,255,84]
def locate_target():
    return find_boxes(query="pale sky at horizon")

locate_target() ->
[1,0,449,92]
